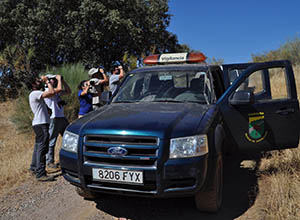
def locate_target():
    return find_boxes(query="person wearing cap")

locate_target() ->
[109,62,124,95]
[44,74,71,169]
[88,67,108,110]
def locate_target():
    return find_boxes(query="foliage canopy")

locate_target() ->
[0,0,182,70]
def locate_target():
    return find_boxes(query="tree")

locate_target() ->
[0,0,181,71]
[0,45,34,101]
[207,57,224,65]
[251,36,300,65]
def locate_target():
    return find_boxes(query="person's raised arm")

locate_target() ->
[99,68,108,86]
[40,76,55,98]
[61,77,72,96]
[118,65,124,80]
[53,74,62,94]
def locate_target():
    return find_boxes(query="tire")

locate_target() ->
[194,154,223,212]
[75,187,96,200]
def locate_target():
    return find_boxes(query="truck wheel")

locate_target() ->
[194,154,223,212]
[75,187,96,200]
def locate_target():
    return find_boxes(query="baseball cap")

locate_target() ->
[88,68,98,77]
[112,61,121,68]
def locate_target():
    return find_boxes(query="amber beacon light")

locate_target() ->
[143,52,206,65]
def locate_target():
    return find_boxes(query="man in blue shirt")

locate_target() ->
[78,80,93,117]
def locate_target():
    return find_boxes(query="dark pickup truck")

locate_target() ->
[59,53,300,212]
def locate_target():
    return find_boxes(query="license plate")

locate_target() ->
[92,168,143,184]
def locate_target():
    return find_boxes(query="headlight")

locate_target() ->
[170,134,208,159]
[61,131,79,153]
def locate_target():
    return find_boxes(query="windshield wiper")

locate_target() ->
[113,100,138,103]
[184,100,207,104]
[153,99,183,103]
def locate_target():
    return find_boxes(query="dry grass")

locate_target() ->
[0,101,61,194]
[248,148,300,220]
[295,65,300,96]
[0,101,33,193]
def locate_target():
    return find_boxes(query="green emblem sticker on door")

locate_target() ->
[245,112,268,143]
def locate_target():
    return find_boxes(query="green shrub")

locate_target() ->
[63,92,80,122]
[11,88,33,133]
[46,62,88,122]
[46,63,88,93]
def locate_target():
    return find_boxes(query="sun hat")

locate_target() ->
[88,68,98,77]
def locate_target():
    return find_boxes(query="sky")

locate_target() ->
[167,0,300,64]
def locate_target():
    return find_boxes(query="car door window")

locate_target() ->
[236,70,264,95]
[235,67,288,102]
[269,67,288,100]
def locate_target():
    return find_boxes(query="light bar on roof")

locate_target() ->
[144,52,206,65]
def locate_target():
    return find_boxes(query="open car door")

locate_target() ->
[219,60,300,152]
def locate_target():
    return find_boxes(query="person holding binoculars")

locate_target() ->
[25,75,55,181]
[78,79,93,118]
[109,61,124,95]
[88,66,108,110]
[44,74,71,169]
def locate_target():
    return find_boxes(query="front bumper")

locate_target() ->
[60,149,209,198]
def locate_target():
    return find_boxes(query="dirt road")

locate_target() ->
[0,155,259,220]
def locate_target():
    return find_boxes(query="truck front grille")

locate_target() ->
[83,135,159,167]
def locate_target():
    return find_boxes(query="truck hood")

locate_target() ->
[69,102,210,139]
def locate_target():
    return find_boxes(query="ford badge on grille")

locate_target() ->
[107,147,128,156]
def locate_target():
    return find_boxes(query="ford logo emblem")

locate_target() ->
[107,147,128,156]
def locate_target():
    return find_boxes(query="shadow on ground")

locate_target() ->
[93,154,260,220]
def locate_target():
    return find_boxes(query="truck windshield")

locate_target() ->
[112,70,213,104]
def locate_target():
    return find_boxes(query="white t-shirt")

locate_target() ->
[89,78,102,105]
[44,93,65,118]
[109,74,120,94]
[29,90,50,126]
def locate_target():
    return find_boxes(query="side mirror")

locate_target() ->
[101,91,112,103]
[229,90,254,105]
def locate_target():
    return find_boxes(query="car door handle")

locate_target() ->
[276,108,295,115]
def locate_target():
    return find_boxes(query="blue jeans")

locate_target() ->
[46,117,69,164]
[30,124,49,178]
